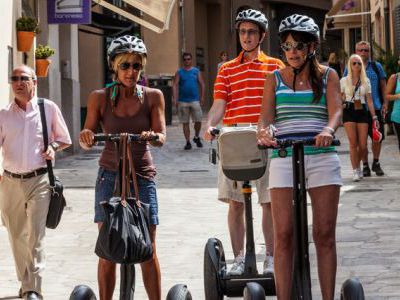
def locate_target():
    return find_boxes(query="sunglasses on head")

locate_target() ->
[10,75,32,82]
[118,62,143,71]
[280,41,309,52]
[352,61,362,66]
[357,48,369,53]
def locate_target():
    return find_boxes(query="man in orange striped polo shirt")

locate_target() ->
[204,8,284,275]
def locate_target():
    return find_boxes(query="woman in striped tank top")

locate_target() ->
[257,15,342,300]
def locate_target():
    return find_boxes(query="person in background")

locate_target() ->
[328,52,342,77]
[218,51,228,70]
[344,41,387,176]
[172,52,206,150]
[0,65,71,300]
[385,56,400,153]
[340,54,378,181]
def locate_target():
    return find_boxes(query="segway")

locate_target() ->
[260,138,365,299]
[204,127,275,299]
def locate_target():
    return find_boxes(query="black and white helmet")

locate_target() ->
[279,14,319,40]
[107,35,147,68]
[235,9,268,32]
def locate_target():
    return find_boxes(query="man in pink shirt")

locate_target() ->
[0,65,71,300]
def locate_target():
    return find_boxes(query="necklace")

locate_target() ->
[299,81,304,85]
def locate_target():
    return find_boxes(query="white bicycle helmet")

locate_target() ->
[279,14,319,40]
[107,35,147,68]
[235,9,268,32]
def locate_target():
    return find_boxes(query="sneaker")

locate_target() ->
[358,168,364,179]
[263,255,274,274]
[372,161,384,176]
[193,136,203,148]
[352,169,361,182]
[363,164,371,177]
[228,255,244,276]
[184,141,192,150]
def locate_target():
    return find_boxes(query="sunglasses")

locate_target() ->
[357,48,369,53]
[238,29,260,36]
[10,75,32,82]
[281,41,309,52]
[118,62,143,71]
[352,61,362,66]
[183,57,192,61]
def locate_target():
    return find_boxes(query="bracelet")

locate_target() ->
[49,141,60,152]
[323,126,335,135]
[372,115,378,120]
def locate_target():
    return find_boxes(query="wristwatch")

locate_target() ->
[49,141,60,152]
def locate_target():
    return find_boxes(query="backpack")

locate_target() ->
[370,61,386,104]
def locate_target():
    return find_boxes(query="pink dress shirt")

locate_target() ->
[0,97,72,174]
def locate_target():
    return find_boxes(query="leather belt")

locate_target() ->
[4,168,48,179]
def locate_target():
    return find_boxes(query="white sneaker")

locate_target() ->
[228,255,244,275]
[358,167,364,179]
[263,255,274,274]
[352,169,360,182]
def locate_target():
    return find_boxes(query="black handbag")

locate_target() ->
[38,98,66,229]
[95,134,153,264]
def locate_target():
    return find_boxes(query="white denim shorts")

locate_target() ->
[268,152,342,189]
[217,162,270,204]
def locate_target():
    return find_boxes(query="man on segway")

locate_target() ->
[204,8,284,275]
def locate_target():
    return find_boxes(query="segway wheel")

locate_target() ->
[243,282,266,300]
[204,238,226,300]
[340,277,365,300]
[166,284,192,300]
[69,285,97,300]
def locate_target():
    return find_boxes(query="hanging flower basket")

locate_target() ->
[17,31,35,52]
[35,58,51,77]
[35,44,55,78]
[16,16,39,52]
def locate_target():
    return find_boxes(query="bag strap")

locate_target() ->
[350,79,361,102]
[37,98,55,187]
[121,134,128,201]
[127,141,141,206]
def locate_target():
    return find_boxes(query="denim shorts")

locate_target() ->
[94,167,159,225]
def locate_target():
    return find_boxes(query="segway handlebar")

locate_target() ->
[93,133,159,143]
[210,128,220,137]
[258,138,340,149]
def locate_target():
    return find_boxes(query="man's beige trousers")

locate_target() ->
[0,173,50,296]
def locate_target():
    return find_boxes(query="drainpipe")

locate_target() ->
[180,0,185,53]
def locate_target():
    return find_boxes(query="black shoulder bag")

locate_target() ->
[38,98,66,229]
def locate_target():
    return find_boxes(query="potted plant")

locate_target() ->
[16,16,39,52]
[35,44,55,77]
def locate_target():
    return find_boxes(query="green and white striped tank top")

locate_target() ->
[271,68,336,158]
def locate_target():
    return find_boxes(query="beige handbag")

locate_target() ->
[218,126,267,181]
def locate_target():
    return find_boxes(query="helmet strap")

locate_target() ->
[291,46,315,92]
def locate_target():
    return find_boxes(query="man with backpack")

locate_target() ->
[345,41,387,176]
[204,9,284,275]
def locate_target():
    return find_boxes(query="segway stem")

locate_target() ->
[292,143,312,299]
[243,181,258,275]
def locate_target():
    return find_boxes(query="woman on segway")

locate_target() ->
[257,15,342,299]
[79,35,166,300]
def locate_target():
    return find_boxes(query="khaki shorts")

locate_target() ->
[268,152,342,189]
[178,101,202,123]
[217,162,270,204]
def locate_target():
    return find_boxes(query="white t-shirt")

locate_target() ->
[340,76,371,104]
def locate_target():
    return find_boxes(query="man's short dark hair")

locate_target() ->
[182,52,192,59]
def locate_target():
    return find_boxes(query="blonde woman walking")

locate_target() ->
[340,54,378,181]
